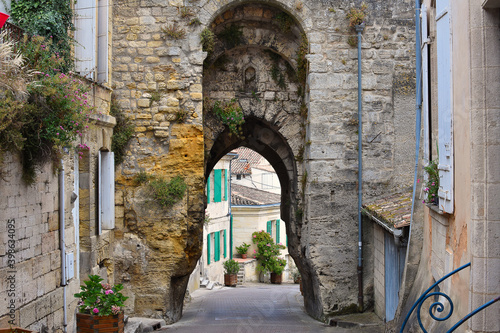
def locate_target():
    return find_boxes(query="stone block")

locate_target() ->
[138,99,151,108]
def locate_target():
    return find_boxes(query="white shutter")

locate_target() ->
[97,151,102,235]
[421,4,430,164]
[74,0,96,79]
[436,0,454,213]
[97,0,108,83]
[99,151,115,230]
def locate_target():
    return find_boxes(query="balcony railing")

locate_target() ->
[0,21,25,44]
[400,262,500,333]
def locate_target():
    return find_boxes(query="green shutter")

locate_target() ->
[207,234,211,265]
[286,235,288,247]
[223,230,227,258]
[267,221,272,237]
[214,231,220,262]
[224,170,228,201]
[276,219,280,244]
[207,176,210,204]
[214,169,222,202]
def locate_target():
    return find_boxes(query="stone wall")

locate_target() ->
[111,0,416,323]
[0,84,115,332]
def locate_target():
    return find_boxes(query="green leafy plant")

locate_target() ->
[180,7,194,19]
[74,275,128,316]
[423,159,439,205]
[223,259,240,275]
[269,256,287,275]
[110,96,134,166]
[211,98,245,137]
[200,28,215,54]
[270,63,287,90]
[346,2,368,28]
[10,0,74,72]
[217,24,243,48]
[296,33,308,92]
[19,37,92,183]
[189,18,201,26]
[175,108,189,123]
[134,172,187,209]
[274,13,294,33]
[235,242,251,255]
[162,24,186,40]
[251,230,286,274]
[347,36,357,47]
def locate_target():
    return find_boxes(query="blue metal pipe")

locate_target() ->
[356,22,365,311]
[410,0,423,236]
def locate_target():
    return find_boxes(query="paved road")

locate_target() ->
[160,283,384,333]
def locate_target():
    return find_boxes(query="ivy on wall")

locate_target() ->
[10,0,74,71]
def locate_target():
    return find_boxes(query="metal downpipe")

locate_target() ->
[59,160,67,333]
[356,23,365,312]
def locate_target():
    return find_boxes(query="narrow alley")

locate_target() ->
[158,283,384,333]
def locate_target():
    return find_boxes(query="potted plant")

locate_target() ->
[423,159,439,205]
[291,268,301,284]
[74,275,128,333]
[235,242,251,259]
[269,257,287,284]
[223,259,240,287]
[252,230,286,282]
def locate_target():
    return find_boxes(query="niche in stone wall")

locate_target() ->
[244,65,257,93]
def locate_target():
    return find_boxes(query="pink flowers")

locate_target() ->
[111,306,120,315]
[105,290,114,295]
[93,308,99,314]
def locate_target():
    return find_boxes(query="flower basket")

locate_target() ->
[270,273,282,284]
[0,13,9,28]
[76,312,124,333]
[224,273,238,287]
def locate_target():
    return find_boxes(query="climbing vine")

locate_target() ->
[110,97,134,166]
[10,0,74,71]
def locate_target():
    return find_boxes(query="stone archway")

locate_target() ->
[201,1,324,320]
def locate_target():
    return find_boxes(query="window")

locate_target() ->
[207,169,227,203]
[97,151,115,234]
[74,0,109,83]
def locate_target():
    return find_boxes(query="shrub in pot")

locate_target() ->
[223,259,240,287]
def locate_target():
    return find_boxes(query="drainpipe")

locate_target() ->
[356,22,365,312]
[227,153,238,259]
[59,160,67,333]
[409,0,422,232]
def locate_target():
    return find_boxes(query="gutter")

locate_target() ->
[361,209,403,246]
[227,152,238,259]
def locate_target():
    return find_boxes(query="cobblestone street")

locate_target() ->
[160,283,384,333]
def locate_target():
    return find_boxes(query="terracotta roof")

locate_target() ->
[231,147,265,175]
[231,184,281,206]
[362,190,412,229]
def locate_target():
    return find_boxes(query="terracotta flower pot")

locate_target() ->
[270,273,282,284]
[0,13,9,28]
[224,273,238,287]
[76,312,124,333]
[241,254,247,259]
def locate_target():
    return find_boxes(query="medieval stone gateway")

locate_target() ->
[112,0,416,323]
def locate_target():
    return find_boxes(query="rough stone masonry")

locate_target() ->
[111,0,416,323]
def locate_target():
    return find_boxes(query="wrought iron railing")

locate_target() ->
[0,21,25,43]
[400,262,500,333]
